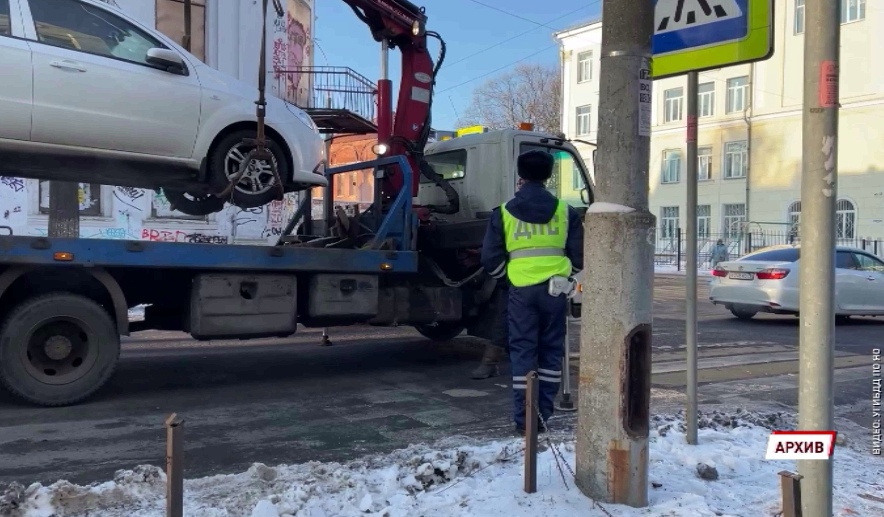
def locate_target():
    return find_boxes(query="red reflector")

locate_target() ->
[756,268,789,280]
[712,267,727,277]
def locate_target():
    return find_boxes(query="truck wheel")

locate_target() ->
[0,293,120,406]
[415,322,465,342]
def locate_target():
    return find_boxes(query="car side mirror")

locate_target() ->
[580,188,589,205]
[146,48,186,74]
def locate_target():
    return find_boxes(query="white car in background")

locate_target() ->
[709,244,884,321]
[0,0,326,216]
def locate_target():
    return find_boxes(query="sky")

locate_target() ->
[313,0,603,131]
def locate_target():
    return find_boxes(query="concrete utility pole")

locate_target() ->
[685,71,699,445]
[575,0,654,507]
[47,182,80,238]
[798,0,840,514]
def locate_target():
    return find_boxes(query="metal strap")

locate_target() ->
[509,248,565,259]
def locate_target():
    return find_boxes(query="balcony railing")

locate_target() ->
[272,66,378,135]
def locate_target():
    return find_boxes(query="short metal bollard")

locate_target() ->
[165,413,184,517]
[556,311,577,412]
[778,470,803,517]
[524,371,539,493]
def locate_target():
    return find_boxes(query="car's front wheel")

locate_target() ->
[209,130,289,209]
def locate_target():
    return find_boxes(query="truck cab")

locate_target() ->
[419,125,594,309]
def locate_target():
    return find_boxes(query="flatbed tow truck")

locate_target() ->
[0,0,595,407]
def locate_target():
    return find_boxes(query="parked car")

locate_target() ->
[0,0,327,215]
[709,244,884,321]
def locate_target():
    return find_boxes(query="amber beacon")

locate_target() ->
[765,431,837,460]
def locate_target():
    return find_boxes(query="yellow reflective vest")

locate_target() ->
[500,200,572,287]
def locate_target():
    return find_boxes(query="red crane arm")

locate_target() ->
[341,0,437,199]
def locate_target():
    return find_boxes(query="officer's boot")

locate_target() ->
[471,344,505,379]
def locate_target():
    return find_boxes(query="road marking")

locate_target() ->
[696,366,871,400]
[442,389,489,398]
[653,349,858,374]
[655,0,742,34]
[652,355,868,386]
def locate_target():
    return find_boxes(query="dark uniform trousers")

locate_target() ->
[508,282,566,428]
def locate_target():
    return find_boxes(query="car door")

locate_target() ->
[0,0,34,141]
[23,0,201,158]
[834,251,866,312]
[851,252,884,311]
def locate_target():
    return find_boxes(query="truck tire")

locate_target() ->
[415,322,465,342]
[0,293,120,406]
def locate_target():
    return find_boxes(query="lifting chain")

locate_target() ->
[217,0,286,203]
[533,407,615,517]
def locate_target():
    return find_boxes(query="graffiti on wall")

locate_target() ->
[271,0,311,107]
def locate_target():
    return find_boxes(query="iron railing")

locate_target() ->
[272,66,377,124]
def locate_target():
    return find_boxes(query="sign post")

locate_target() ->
[649,0,775,445]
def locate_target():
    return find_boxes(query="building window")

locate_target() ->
[38,181,102,217]
[795,0,805,33]
[698,82,715,117]
[698,146,712,180]
[697,204,711,238]
[576,105,591,136]
[842,0,865,23]
[722,203,746,238]
[664,87,683,123]
[788,200,802,230]
[724,141,748,178]
[836,199,856,239]
[662,150,681,184]
[577,51,592,83]
[726,76,749,113]
[661,206,680,239]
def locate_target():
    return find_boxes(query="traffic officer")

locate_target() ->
[480,149,584,434]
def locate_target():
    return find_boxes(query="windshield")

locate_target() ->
[519,143,591,208]
[422,149,467,183]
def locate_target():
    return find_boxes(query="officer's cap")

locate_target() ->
[517,150,554,182]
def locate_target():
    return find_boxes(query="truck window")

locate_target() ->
[519,143,590,208]
[422,149,466,183]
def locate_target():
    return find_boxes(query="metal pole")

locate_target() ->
[524,371,539,494]
[575,0,654,507]
[685,71,699,445]
[556,308,576,411]
[165,413,184,517]
[798,0,840,514]
[779,471,804,517]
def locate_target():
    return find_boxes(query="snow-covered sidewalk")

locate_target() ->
[4,411,882,517]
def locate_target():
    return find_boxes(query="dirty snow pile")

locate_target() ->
[3,410,882,517]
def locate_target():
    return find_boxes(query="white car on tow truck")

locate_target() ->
[709,244,884,321]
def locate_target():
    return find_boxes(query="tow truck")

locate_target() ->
[0,0,595,406]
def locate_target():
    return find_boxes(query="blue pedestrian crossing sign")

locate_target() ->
[651,0,774,79]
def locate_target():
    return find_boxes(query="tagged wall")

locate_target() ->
[0,0,314,244]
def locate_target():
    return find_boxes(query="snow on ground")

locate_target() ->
[4,411,882,517]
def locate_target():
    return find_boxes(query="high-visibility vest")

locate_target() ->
[500,200,571,287]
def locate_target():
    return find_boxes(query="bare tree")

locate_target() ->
[458,63,561,134]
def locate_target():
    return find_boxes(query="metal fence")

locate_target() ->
[655,230,884,270]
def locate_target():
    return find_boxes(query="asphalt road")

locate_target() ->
[0,275,879,486]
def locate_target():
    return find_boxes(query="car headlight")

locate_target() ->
[285,102,318,133]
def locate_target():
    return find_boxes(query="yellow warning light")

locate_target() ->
[53,252,74,261]
[519,122,534,131]
[380,263,393,271]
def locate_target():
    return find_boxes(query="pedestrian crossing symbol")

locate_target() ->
[651,0,774,79]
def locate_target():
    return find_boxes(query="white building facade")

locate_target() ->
[0,0,315,244]
[556,1,883,259]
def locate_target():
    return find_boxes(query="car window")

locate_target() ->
[519,143,592,209]
[28,0,167,66]
[423,149,466,183]
[741,248,800,262]
[1,0,11,36]
[836,251,857,269]
[853,252,884,272]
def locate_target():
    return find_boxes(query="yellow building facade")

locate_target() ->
[556,0,881,254]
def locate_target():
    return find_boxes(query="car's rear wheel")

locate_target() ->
[729,305,759,320]
[162,188,226,216]
[209,130,289,210]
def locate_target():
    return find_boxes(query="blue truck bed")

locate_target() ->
[0,235,419,274]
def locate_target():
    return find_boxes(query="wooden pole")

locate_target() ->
[524,371,539,493]
[165,413,184,517]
